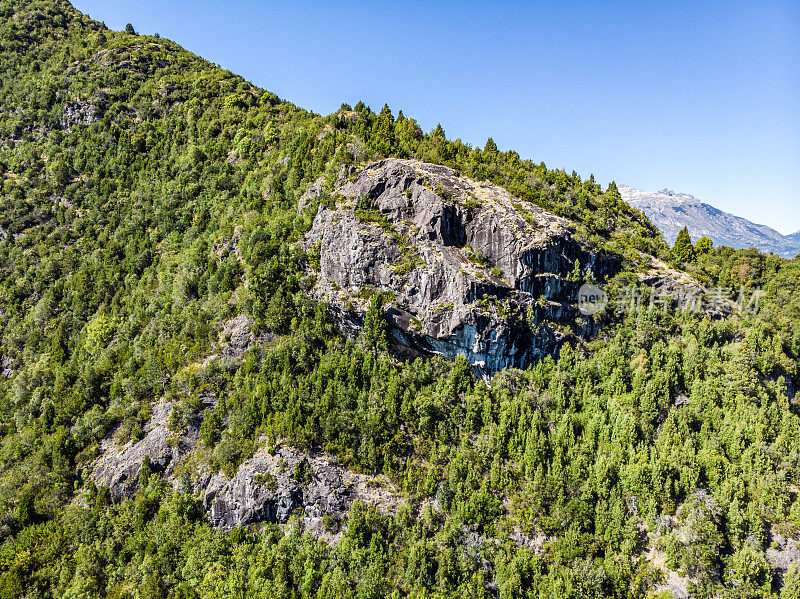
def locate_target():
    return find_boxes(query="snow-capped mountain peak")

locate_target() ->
[618,185,800,258]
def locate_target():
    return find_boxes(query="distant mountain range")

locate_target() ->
[618,185,800,258]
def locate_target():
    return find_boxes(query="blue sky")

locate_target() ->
[73,0,800,235]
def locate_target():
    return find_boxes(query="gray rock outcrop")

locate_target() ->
[767,531,800,585]
[201,314,274,368]
[303,159,621,374]
[91,402,403,540]
[91,398,210,501]
[197,445,404,538]
[92,404,177,501]
[89,315,403,538]
[60,100,99,130]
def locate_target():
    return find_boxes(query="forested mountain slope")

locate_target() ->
[1,1,800,598]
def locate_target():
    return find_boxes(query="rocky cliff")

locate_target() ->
[303,159,621,374]
[93,398,403,541]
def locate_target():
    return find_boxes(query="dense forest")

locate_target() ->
[1,1,799,598]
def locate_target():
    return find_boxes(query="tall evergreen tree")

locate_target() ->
[672,226,696,264]
[363,294,389,351]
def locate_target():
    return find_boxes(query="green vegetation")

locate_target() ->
[463,245,491,268]
[695,236,714,256]
[672,226,697,265]
[354,196,393,231]
[0,1,798,598]
[393,253,424,276]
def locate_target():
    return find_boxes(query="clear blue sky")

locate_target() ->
[73,0,800,235]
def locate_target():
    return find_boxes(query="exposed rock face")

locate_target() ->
[91,398,207,501]
[198,445,404,539]
[91,399,402,540]
[0,355,13,379]
[213,225,244,262]
[635,256,735,317]
[304,159,621,374]
[200,314,274,368]
[767,530,800,585]
[60,100,99,130]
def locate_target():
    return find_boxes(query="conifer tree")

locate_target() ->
[363,294,389,351]
[672,226,696,264]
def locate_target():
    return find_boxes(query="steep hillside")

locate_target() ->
[2,2,800,598]
[619,185,800,258]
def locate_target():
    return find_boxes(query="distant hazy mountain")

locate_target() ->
[619,185,800,258]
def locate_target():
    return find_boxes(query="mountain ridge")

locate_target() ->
[619,184,800,258]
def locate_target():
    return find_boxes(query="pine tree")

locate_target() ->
[363,294,389,351]
[672,226,696,264]
[17,487,34,527]
[372,104,395,155]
